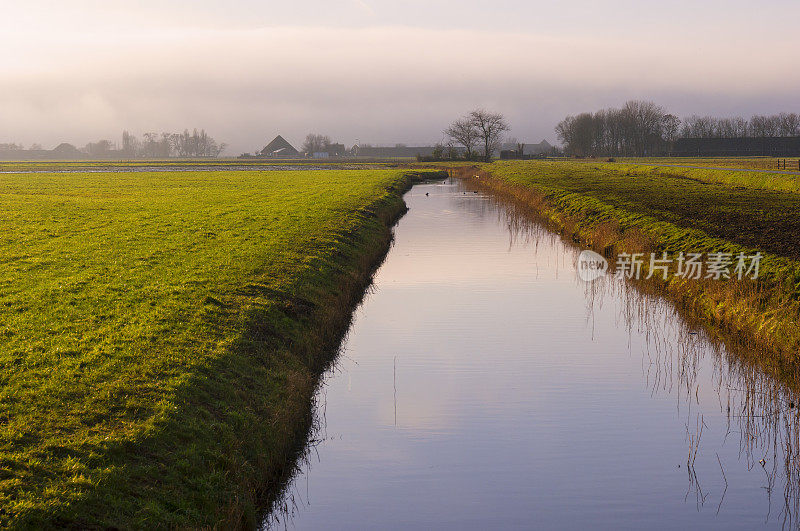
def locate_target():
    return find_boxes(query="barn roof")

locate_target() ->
[259,135,298,156]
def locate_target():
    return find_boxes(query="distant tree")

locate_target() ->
[170,128,223,157]
[555,116,576,154]
[731,117,749,137]
[678,113,796,139]
[749,115,780,137]
[431,143,444,159]
[556,113,595,156]
[778,112,800,136]
[444,117,479,159]
[714,118,736,138]
[468,109,510,161]
[556,101,667,156]
[213,141,227,157]
[138,132,170,158]
[84,139,113,157]
[619,100,666,156]
[121,130,139,158]
[446,142,458,159]
[302,134,331,155]
[662,114,681,148]
[681,115,716,138]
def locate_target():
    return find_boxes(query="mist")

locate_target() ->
[3,2,800,153]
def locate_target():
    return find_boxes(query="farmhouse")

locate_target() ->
[498,140,553,159]
[259,135,299,158]
[311,143,347,158]
[0,143,84,161]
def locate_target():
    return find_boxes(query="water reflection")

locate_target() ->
[264,179,800,530]
[484,181,800,529]
[481,181,800,529]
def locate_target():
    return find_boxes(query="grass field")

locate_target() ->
[584,156,800,172]
[480,161,800,257]
[570,160,800,193]
[451,160,800,368]
[0,160,399,173]
[0,168,421,527]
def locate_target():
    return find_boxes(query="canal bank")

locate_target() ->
[265,180,800,530]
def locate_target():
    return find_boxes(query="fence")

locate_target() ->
[777,159,800,171]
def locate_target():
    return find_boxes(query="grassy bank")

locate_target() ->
[0,168,433,528]
[449,160,800,368]
[584,157,800,173]
[571,160,800,193]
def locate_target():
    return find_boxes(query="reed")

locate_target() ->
[449,163,800,368]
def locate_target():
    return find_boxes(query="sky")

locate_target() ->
[2,0,800,153]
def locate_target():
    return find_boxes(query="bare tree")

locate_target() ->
[731,117,749,137]
[302,134,331,155]
[446,142,458,159]
[556,113,595,157]
[170,128,224,157]
[662,114,681,147]
[778,113,800,136]
[444,118,479,159]
[749,115,780,137]
[0,143,23,151]
[557,101,669,156]
[140,132,168,158]
[469,109,510,161]
[121,130,139,158]
[84,139,113,157]
[620,100,666,156]
[681,115,717,138]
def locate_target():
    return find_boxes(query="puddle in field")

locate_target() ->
[264,180,800,530]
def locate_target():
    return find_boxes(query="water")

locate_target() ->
[265,180,800,530]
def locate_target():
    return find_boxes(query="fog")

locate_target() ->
[2,1,799,153]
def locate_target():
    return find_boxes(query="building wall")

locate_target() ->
[673,136,800,156]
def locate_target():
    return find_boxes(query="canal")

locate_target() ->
[265,179,800,530]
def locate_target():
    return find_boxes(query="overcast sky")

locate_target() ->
[2,0,799,153]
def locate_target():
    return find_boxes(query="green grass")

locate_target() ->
[0,168,420,527]
[454,160,800,365]
[608,156,800,172]
[0,160,395,173]
[560,160,800,193]
[478,161,800,258]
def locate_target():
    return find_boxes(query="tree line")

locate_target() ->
[555,101,679,157]
[556,101,800,157]
[1,130,226,158]
[680,113,800,139]
[120,129,226,158]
